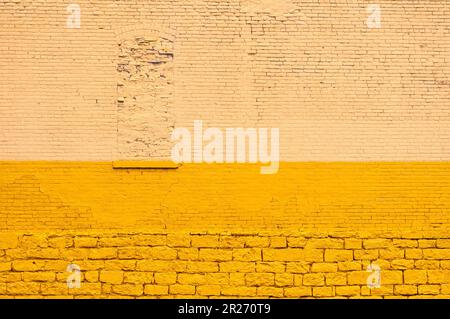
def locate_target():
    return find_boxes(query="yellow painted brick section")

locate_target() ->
[99,271,124,285]
[284,287,312,298]
[199,249,232,262]
[0,1,450,303]
[0,234,18,249]
[325,250,353,262]
[233,249,261,261]
[0,231,448,298]
[154,273,177,285]
[404,270,427,284]
[144,285,169,296]
[311,263,338,273]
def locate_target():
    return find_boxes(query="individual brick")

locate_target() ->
[88,248,117,260]
[197,285,221,296]
[344,239,362,250]
[166,234,190,247]
[7,282,40,295]
[221,286,256,297]
[428,270,450,284]
[418,285,440,295]
[335,286,360,296]
[263,248,323,262]
[22,272,56,282]
[284,287,311,298]
[232,248,261,261]
[313,287,334,298]
[112,284,144,296]
[405,249,423,259]
[324,249,353,262]
[404,270,427,284]
[0,233,19,249]
[199,249,232,261]
[74,237,98,248]
[154,272,177,285]
[84,271,99,283]
[178,273,206,285]
[394,285,418,296]
[257,286,284,297]
[144,285,168,296]
[269,237,287,248]
[245,273,274,286]
[219,261,253,273]
[274,273,293,287]
[311,263,338,273]
[169,284,195,295]
[302,273,325,286]
[423,249,450,260]
[99,271,123,284]
[287,237,307,248]
[363,239,391,249]
[325,273,347,286]
[191,236,219,248]
[244,236,269,248]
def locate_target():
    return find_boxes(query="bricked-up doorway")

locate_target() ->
[116,27,175,161]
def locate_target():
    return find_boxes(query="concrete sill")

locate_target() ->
[112,161,180,169]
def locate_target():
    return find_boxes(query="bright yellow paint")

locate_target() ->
[1,161,449,232]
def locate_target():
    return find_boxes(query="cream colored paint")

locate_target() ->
[0,0,449,161]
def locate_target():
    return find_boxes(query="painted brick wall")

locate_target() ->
[1,0,449,299]
[0,0,449,161]
[2,231,450,298]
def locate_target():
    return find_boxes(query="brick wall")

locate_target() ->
[2,231,450,298]
[1,0,449,298]
[0,0,449,161]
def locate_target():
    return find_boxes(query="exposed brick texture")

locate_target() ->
[0,0,448,161]
[0,0,449,299]
[1,231,450,298]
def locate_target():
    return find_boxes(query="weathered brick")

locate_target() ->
[0,233,18,249]
[269,237,287,248]
[99,271,124,284]
[325,250,353,262]
[394,285,418,296]
[363,239,391,249]
[191,236,219,248]
[221,286,256,297]
[23,272,56,282]
[112,284,144,296]
[197,285,221,296]
[404,270,427,284]
[344,239,362,250]
[245,273,274,286]
[166,234,190,247]
[424,249,450,260]
[233,248,261,261]
[257,286,283,297]
[144,285,168,296]
[124,272,153,284]
[336,286,360,296]
[311,263,338,273]
[74,237,98,248]
[274,273,293,287]
[302,273,324,286]
[219,262,254,273]
[244,237,269,248]
[284,287,311,298]
[154,272,177,285]
[199,249,232,261]
[325,273,347,286]
[313,287,334,297]
[418,285,440,295]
